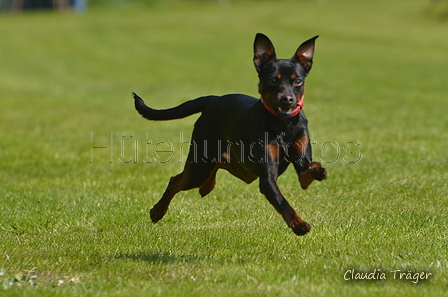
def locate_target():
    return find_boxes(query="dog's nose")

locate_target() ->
[281,96,294,105]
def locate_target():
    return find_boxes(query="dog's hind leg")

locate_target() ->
[198,166,218,197]
[150,161,216,223]
[150,172,184,223]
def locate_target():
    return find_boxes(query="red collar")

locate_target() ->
[262,93,304,118]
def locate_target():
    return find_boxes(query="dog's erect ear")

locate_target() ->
[253,33,277,73]
[293,35,319,74]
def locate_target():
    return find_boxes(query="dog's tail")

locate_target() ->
[133,92,214,121]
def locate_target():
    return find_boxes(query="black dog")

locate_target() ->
[133,33,327,236]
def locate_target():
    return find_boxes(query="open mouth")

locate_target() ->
[262,100,301,118]
[278,107,293,113]
[276,106,294,116]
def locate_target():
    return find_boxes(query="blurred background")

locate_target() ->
[1,0,448,16]
[1,0,87,12]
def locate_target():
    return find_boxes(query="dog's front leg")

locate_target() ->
[257,140,311,235]
[259,172,311,236]
[288,135,327,189]
[298,162,327,189]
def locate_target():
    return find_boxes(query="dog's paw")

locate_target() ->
[291,222,311,236]
[150,206,165,224]
[309,162,327,181]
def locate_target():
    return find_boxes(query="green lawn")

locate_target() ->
[1,0,447,296]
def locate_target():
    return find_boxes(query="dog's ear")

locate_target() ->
[253,33,277,73]
[293,35,319,74]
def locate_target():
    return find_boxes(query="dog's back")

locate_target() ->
[135,92,261,141]
[196,94,260,131]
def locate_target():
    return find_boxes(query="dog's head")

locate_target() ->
[253,33,318,118]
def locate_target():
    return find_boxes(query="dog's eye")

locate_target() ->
[268,77,279,85]
[294,78,303,86]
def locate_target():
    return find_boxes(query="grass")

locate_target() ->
[1,0,447,296]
